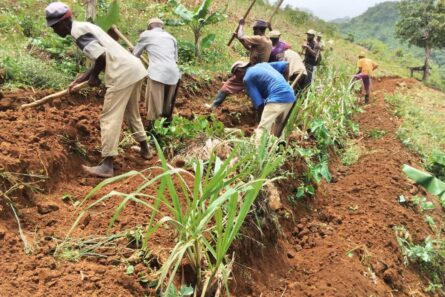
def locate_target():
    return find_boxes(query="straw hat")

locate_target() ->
[269,30,281,38]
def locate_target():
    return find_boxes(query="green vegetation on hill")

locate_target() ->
[0,0,335,90]
[336,1,445,89]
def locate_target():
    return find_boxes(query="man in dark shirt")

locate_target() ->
[301,29,319,86]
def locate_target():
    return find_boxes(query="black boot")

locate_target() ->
[138,140,152,160]
[82,156,114,178]
[364,94,369,104]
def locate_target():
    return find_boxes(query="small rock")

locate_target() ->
[287,251,295,259]
[295,244,303,251]
[80,213,91,230]
[37,204,59,215]
[299,228,310,238]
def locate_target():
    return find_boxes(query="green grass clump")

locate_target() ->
[386,90,445,176]
[365,128,387,139]
[341,140,362,166]
[1,54,71,89]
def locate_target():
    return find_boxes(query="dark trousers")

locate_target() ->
[304,63,315,87]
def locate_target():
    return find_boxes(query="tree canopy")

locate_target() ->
[396,0,445,49]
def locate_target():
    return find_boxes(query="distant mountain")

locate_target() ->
[335,1,399,45]
[333,1,445,69]
[330,17,351,24]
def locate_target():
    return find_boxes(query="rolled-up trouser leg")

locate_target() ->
[161,83,178,117]
[254,103,293,144]
[124,80,147,143]
[146,78,165,121]
[101,83,136,158]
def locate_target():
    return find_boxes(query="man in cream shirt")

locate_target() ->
[45,2,151,178]
[133,18,181,128]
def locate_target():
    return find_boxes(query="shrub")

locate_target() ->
[1,54,71,89]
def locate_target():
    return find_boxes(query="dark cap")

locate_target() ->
[253,19,268,29]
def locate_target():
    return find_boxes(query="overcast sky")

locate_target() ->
[283,0,398,21]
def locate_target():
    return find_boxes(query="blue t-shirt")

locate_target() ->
[243,62,295,108]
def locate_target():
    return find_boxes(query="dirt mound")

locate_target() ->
[0,76,437,296]
[232,77,441,296]
[0,74,258,296]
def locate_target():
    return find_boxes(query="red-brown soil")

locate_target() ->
[233,77,442,297]
[0,76,441,296]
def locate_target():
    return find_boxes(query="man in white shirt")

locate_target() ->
[45,2,151,178]
[133,18,181,127]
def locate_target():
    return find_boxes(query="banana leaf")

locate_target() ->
[403,164,445,208]
[96,0,120,31]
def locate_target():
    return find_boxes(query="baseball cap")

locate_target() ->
[317,32,323,37]
[269,30,281,38]
[253,19,268,29]
[306,29,316,36]
[45,2,72,27]
[359,51,366,58]
[230,61,249,73]
[148,17,164,26]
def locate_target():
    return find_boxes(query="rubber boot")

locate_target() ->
[364,94,369,104]
[138,140,152,160]
[131,140,153,160]
[82,156,114,178]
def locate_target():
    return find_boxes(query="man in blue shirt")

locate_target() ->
[243,61,296,140]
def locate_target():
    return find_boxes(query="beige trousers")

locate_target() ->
[255,103,293,143]
[100,80,146,157]
[145,78,177,120]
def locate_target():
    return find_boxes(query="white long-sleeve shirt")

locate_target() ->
[133,28,181,85]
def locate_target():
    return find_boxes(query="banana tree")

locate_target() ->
[166,0,226,59]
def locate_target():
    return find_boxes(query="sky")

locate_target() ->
[283,0,398,21]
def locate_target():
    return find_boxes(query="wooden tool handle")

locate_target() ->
[20,81,89,110]
[291,71,304,89]
[111,25,149,66]
[227,0,257,46]
[268,0,285,24]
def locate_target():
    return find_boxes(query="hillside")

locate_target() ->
[336,1,445,89]
[1,0,445,296]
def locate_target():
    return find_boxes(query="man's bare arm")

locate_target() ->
[69,54,106,92]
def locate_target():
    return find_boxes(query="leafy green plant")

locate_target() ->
[403,164,445,209]
[151,115,225,150]
[66,135,284,295]
[96,0,120,31]
[427,150,445,181]
[394,226,445,292]
[411,196,436,212]
[166,0,226,58]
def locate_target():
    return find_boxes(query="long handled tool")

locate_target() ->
[20,81,89,110]
[111,25,149,66]
[268,0,285,24]
[291,71,305,89]
[227,0,257,46]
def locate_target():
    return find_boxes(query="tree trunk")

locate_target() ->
[85,0,97,22]
[423,42,432,81]
[194,30,201,59]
